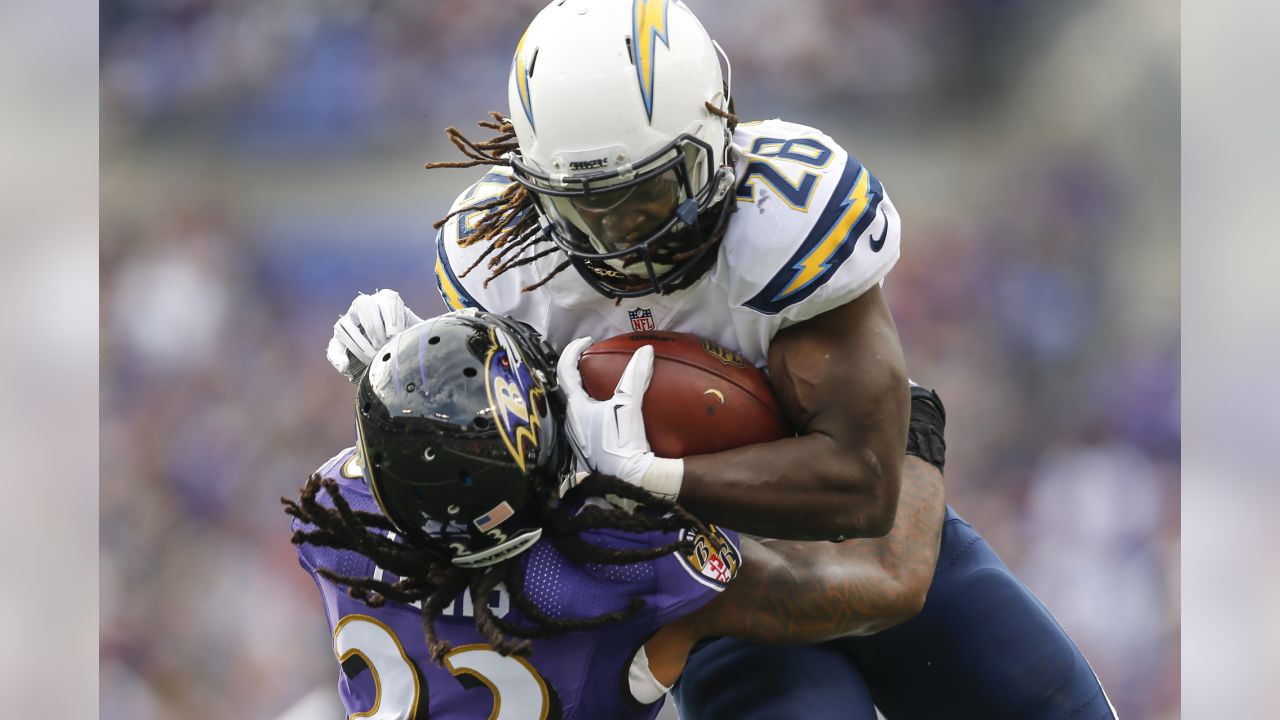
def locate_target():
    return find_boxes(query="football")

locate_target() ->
[576,331,790,458]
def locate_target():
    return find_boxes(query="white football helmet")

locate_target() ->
[507,0,736,297]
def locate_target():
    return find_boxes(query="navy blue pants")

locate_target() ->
[674,507,1116,720]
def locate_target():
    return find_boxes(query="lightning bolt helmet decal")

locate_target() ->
[632,0,672,122]
[513,29,536,132]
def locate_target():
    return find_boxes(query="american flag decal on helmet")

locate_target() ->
[474,501,515,532]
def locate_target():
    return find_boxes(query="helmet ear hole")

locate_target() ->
[463,367,478,378]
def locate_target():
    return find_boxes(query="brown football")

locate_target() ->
[576,331,790,458]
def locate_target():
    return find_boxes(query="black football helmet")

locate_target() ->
[354,310,570,568]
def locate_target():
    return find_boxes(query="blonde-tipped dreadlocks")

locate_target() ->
[424,101,741,294]
[424,112,567,292]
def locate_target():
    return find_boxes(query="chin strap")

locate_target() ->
[451,527,543,569]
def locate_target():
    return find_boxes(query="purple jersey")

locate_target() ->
[295,448,741,719]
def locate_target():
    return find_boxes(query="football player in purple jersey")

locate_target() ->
[287,310,949,719]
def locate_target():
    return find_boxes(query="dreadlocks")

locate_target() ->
[423,112,566,293]
[423,99,742,295]
[282,467,710,663]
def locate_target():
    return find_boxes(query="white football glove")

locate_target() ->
[325,289,424,383]
[556,337,684,500]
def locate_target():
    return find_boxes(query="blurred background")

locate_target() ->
[99,0,1179,718]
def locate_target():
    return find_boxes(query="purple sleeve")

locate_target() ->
[649,524,742,626]
[522,521,742,628]
[292,448,380,593]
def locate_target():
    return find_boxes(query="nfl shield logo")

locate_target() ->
[628,307,655,332]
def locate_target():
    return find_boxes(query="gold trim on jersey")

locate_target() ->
[333,614,421,720]
[444,643,552,720]
[437,255,467,312]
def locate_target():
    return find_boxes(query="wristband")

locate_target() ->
[905,384,947,472]
[640,456,684,500]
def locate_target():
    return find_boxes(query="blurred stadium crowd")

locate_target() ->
[99,1,1179,718]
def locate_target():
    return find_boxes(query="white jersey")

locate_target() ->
[434,118,901,366]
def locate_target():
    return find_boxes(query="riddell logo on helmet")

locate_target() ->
[569,157,609,171]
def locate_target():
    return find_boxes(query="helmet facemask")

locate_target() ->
[512,132,734,298]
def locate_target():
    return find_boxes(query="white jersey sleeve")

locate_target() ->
[433,166,527,315]
[720,119,901,328]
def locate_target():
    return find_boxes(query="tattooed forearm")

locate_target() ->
[689,456,946,643]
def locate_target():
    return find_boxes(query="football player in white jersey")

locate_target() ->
[326,1,1116,718]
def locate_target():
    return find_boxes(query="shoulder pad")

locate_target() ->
[295,448,380,579]
[434,167,519,313]
[314,446,365,484]
[724,120,900,323]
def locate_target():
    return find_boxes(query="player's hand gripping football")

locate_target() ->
[556,337,684,500]
[326,289,424,383]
